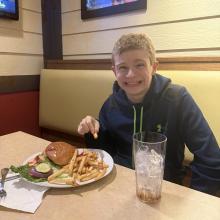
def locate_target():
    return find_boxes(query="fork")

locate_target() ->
[0,168,9,198]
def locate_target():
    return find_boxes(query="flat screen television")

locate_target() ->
[0,0,19,20]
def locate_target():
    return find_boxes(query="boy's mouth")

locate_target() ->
[124,80,142,86]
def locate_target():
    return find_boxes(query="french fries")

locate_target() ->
[48,149,109,186]
[93,133,98,139]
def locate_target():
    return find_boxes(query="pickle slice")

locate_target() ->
[35,163,51,173]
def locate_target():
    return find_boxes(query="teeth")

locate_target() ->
[125,82,140,85]
[126,82,136,84]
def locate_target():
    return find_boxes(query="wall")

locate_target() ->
[0,0,43,136]
[61,0,220,60]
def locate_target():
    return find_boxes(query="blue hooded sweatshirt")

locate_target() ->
[85,73,220,195]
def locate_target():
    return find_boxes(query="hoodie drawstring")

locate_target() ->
[132,105,144,169]
[132,106,144,135]
[133,106,136,135]
[140,106,143,133]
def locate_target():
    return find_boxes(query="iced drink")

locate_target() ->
[133,132,167,203]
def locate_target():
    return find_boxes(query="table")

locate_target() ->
[0,131,220,220]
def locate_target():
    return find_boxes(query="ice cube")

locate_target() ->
[150,149,163,165]
[145,150,163,177]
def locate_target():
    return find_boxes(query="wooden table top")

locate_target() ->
[0,131,220,220]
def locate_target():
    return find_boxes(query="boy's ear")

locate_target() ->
[152,61,159,73]
[112,65,117,76]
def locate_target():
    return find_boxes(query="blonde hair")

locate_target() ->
[112,33,156,65]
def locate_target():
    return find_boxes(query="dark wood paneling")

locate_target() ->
[0,75,40,94]
[45,57,220,71]
[41,0,63,65]
[158,57,220,71]
[45,59,112,70]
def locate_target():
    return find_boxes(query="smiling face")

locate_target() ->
[112,49,158,103]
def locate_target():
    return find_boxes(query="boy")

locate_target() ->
[77,33,220,195]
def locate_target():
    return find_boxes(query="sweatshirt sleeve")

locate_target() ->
[178,88,220,195]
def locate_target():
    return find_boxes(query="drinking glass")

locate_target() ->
[133,131,167,203]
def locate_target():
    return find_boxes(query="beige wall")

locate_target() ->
[0,0,43,76]
[61,0,220,60]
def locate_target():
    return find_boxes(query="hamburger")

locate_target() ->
[45,142,76,166]
[27,142,76,180]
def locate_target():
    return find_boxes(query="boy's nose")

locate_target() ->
[126,68,135,77]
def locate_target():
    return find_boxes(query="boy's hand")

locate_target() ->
[77,116,100,139]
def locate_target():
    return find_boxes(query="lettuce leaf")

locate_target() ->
[10,164,47,183]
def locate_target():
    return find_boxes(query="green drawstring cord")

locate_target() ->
[133,106,137,135]
[139,106,143,133]
[132,106,144,134]
[132,105,144,169]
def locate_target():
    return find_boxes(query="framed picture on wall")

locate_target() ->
[81,0,147,20]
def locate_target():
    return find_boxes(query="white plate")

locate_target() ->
[22,148,114,188]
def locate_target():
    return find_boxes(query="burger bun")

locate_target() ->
[45,142,76,166]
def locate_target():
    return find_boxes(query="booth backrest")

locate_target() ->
[160,70,220,161]
[160,70,220,141]
[39,69,220,161]
[39,69,115,135]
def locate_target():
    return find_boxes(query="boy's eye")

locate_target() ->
[118,66,128,71]
[136,63,145,68]
[119,66,127,70]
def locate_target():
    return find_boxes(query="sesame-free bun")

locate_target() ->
[45,142,76,166]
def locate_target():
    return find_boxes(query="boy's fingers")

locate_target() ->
[77,116,99,137]
[86,118,99,138]
[87,123,95,135]
[93,121,100,139]
[78,121,90,135]
[94,122,100,133]
[85,117,96,135]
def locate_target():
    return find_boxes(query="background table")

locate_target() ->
[0,131,220,220]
